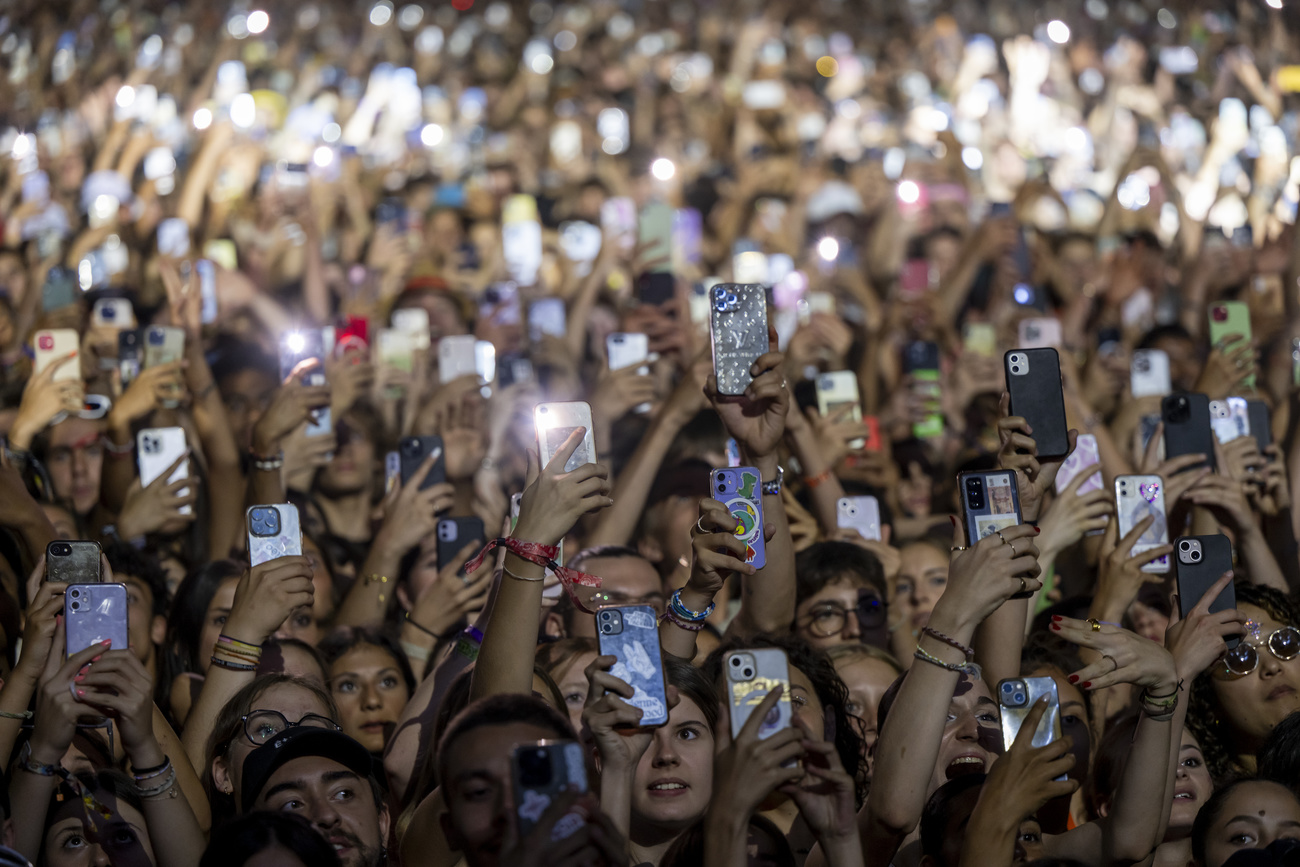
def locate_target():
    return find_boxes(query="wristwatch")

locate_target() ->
[761,466,784,496]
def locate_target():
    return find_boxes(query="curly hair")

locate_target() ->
[1186,583,1300,781]
[703,634,868,806]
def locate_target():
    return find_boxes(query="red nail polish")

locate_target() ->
[75,689,85,698]
[1068,675,1079,684]
[1051,623,1061,631]
[1033,527,1041,534]
[1051,615,1062,622]
[949,515,957,527]
[74,673,85,682]
[1082,682,1092,689]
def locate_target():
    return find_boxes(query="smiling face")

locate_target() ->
[629,694,715,833]
[1210,604,1300,752]
[329,644,411,753]
[1202,780,1300,867]
[928,675,1002,796]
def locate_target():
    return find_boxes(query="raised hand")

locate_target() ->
[514,428,613,548]
[1165,571,1248,681]
[224,556,315,646]
[706,349,790,461]
[1052,617,1179,693]
[10,353,82,451]
[116,452,197,538]
[996,392,1076,522]
[1036,462,1111,557]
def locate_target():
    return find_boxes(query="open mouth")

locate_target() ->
[647,780,689,796]
[945,756,986,779]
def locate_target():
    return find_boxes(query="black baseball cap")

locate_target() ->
[241,727,374,813]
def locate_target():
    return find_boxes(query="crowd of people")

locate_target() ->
[2,0,1300,864]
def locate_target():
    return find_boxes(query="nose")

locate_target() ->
[90,844,111,867]
[1259,647,1284,678]
[72,448,88,478]
[310,796,342,832]
[650,728,680,768]
[361,681,383,711]
[843,611,862,640]
[952,708,980,743]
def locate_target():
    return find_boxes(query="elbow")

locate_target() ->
[869,803,918,839]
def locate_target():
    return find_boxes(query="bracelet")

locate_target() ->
[455,626,483,662]
[250,449,284,471]
[17,742,58,777]
[0,709,32,720]
[1142,680,1184,701]
[804,468,833,488]
[364,573,389,604]
[659,610,705,631]
[761,466,784,496]
[131,757,170,779]
[218,634,262,652]
[103,438,135,456]
[210,656,258,671]
[914,645,982,679]
[503,564,545,582]
[667,589,715,622]
[465,538,603,614]
[400,640,431,663]
[136,767,178,798]
[403,612,443,639]
[921,626,974,661]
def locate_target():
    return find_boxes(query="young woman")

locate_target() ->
[826,643,903,778]
[535,637,599,735]
[319,626,415,755]
[1191,778,1300,867]
[158,560,245,726]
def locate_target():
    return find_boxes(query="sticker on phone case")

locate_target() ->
[519,790,551,823]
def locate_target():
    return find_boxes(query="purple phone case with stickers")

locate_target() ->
[710,466,766,569]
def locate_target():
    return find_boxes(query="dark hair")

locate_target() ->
[1191,778,1300,867]
[661,814,796,867]
[209,337,278,384]
[157,559,246,710]
[555,546,655,631]
[318,626,416,695]
[1187,584,1300,779]
[256,637,328,683]
[535,637,599,682]
[104,541,170,619]
[1258,711,1300,796]
[665,657,720,733]
[199,811,343,867]
[41,770,145,865]
[920,773,986,863]
[703,634,867,805]
[436,693,575,789]
[1137,323,1195,352]
[795,541,886,603]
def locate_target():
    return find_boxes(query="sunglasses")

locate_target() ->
[1222,624,1300,676]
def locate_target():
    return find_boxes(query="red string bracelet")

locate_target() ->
[464,537,605,614]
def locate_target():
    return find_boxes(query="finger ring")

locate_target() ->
[1103,654,1118,672]
[1018,577,1027,593]
[1009,541,1019,556]
[995,531,1008,545]
[950,545,968,553]
[69,681,80,701]
[1087,618,1101,632]
[695,517,708,534]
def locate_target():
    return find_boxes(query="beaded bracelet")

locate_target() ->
[914,645,982,679]
[211,656,257,672]
[659,610,705,632]
[131,758,170,779]
[250,450,285,472]
[667,589,714,622]
[921,626,974,661]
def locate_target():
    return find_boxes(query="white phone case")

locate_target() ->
[247,504,303,567]
[439,334,478,383]
[1131,349,1172,398]
[836,497,881,541]
[607,333,649,372]
[816,370,864,449]
[34,329,81,382]
[137,427,191,515]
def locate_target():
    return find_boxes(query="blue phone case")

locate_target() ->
[596,605,669,727]
[711,466,766,569]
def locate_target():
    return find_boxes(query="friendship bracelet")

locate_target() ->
[218,635,262,653]
[1142,680,1184,701]
[921,626,974,661]
[667,589,715,622]
[400,640,431,664]
[136,768,178,798]
[403,612,442,639]
[465,537,604,614]
[0,709,32,720]
[914,645,982,679]
[250,450,285,471]
[210,656,257,672]
[131,758,170,779]
[659,610,705,632]
[804,468,833,488]
[17,743,58,777]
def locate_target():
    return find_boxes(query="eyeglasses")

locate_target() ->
[1222,624,1300,676]
[241,710,340,746]
[800,590,886,638]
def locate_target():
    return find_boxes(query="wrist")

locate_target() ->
[8,422,36,452]
[749,453,780,482]
[251,430,280,458]
[28,739,65,767]
[924,606,978,645]
[220,616,270,647]
[678,583,718,612]
[125,739,164,770]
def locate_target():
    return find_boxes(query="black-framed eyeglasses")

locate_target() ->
[241,710,340,746]
[799,590,886,638]
[1222,624,1300,676]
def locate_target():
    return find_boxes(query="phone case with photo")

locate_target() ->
[816,371,864,449]
[711,467,766,569]
[137,427,190,515]
[837,496,882,542]
[46,541,102,584]
[1005,348,1069,460]
[535,402,596,473]
[958,470,1023,552]
[247,504,303,567]
[1055,433,1102,497]
[710,283,768,396]
[903,341,943,439]
[66,583,128,657]
[1115,475,1170,574]
[511,741,588,839]
[1162,393,1215,472]
[725,648,791,741]
[1130,349,1172,398]
[596,605,670,727]
[1210,398,1249,444]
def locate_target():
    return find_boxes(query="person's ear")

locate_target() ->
[1096,801,1110,819]
[377,802,391,844]
[541,610,565,639]
[212,756,233,796]
[150,614,167,647]
[396,585,413,613]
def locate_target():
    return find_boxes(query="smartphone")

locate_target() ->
[837,496,881,542]
[377,329,414,389]
[1017,318,1062,350]
[375,197,407,230]
[528,298,567,342]
[601,197,637,252]
[498,353,535,388]
[392,307,431,350]
[1054,433,1102,496]
[280,330,331,437]
[816,371,864,449]
[438,334,478,383]
[958,469,1024,550]
[997,677,1065,774]
[197,259,218,325]
[536,401,596,473]
[1131,349,1172,398]
[336,316,370,355]
[962,322,997,357]
[1210,398,1250,444]
[1247,400,1272,451]
[91,298,134,329]
[733,250,769,285]
[204,239,238,271]
[66,583,129,657]
[607,333,650,373]
[903,341,943,439]
[41,267,78,312]
[137,427,190,515]
[1279,65,1300,93]
[1161,393,1215,471]
[596,605,670,727]
[510,741,588,839]
[710,467,766,569]
[46,541,102,584]
[33,329,81,382]
[502,194,542,285]
[1112,474,1169,573]
[1175,535,1237,646]
[673,208,703,270]
[384,451,400,493]
[246,504,303,567]
[143,325,184,409]
[398,436,446,492]
[709,283,769,397]
[118,329,141,387]
[1207,302,1254,389]
[724,648,791,741]
[638,201,674,274]
[636,272,676,307]
[1005,349,1070,461]
[156,217,190,257]
[436,517,486,570]
[742,80,786,110]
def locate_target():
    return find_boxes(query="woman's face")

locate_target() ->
[274,538,335,647]
[1210,604,1300,750]
[44,798,155,867]
[1168,728,1212,833]
[1202,781,1300,867]
[329,644,412,753]
[1126,600,1169,644]
[316,420,376,497]
[552,651,598,735]
[217,682,334,800]
[197,577,240,674]
[893,543,948,634]
[403,536,442,608]
[897,461,933,518]
[630,695,715,831]
[928,675,1002,796]
[833,654,898,768]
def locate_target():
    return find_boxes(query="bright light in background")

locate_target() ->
[530,53,554,74]
[651,158,675,180]
[11,133,32,159]
[116,86,135,108]
[397,4,424,30]
[1047,20,1071,44]
[897,180,921,204]
[313,146,333,168]
[285,332,306,354]
[322,122,341,143]
[962,146,983,170]
[192,107,213,130]
[247,10,269,33]
[1267,0,1282,8]
[227,13,249,38]
[230,93,256,129]
[817,237,839,262]
[816,56,838,77]
[420,123,444,147]
[370,1,393,26]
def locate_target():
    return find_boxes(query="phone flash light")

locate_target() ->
[193,108,213,130]
[651,158,676,181]
[897,180,921,205]
[817,237,839,262]
[285,332,306,354]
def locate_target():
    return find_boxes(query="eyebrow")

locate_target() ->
[675,718,708,729]
[333,666,403,681]
[976,696,999,709]
[263,769,360,801]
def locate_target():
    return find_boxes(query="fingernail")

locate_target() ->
[1051,615,1062,622]
[1068,675,1079,684]
[91,655,103,663]
[1051,624,1061,631]
[1082,682,1092,689]
[75,689,85,698]
[101,639,112,647]
[1033,527,1041,534]
[949,515,957,526]
[75,673,85,682]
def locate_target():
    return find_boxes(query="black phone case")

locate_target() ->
[1162,394,1216,471]
[1175,534,1237,648]
[1004,348,1069,460]
[1247,400,1272,451]
[902,341,940,373]
[398,436,446,491]
[437,517,486,570]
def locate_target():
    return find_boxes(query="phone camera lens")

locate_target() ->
[717,483,726,492]
[1179,540,1191,551]
[742,667,754,678]
[69,601,79,611]
[729,656,741,667]
[1014,692,1025,704]
[1191,551,1202,562]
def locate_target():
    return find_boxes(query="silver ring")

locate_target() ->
[69,681,79,701]
[695,517,709,534]
[1103,654,1118,672]
[1009,541,1019,556]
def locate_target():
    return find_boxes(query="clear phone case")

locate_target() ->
[998,676,1064,776]
[247,504,303,566]
[137,427,191,515]
[536,402,596,473]
[725,648,791,741]
[66,583,129,656]
[1114,475,1170,573]
[836,496,881,542]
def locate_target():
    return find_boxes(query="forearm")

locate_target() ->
[974,598,1029,688]
[301,229,331,325]
[469,552,542,701]
[786,424,847,536]
[10,761,59,861]
[1103,705,1177,863]
[1237,526,1289,592]
[703,808,750,867]
[959,804,1019,867]
[587,409,686,547]
[726,454,794,638]
[181,667,255,773]
[8,508,56,569]
[1263,509,1300,593]
[151,704,211,833]
[129,733,205,867]
[819,833,866,867]
[0,668,37,766]
[336,541,403,627]
[599,766,635,841]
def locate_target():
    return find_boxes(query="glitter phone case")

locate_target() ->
[725,648,791,741]
[710,283,768,396]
